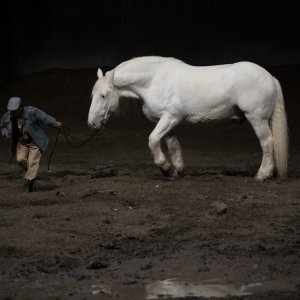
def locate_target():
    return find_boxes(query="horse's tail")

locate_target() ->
[270,77,288,179]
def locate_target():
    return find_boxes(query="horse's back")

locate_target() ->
[175,60,277,103]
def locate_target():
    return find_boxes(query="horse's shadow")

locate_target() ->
[150,166,256,181]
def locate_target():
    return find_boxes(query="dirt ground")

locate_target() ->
[0,65,299,300]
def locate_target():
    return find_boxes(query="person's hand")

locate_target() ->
[2,133,11,140]
[53,122,63,129]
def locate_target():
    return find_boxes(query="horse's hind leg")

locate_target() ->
[247,116,274,180]
[165,134,185,176]
[148,114,180,177]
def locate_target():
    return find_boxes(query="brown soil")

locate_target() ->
[0,65,300,300]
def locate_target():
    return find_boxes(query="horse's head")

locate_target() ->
[88,68,119,129]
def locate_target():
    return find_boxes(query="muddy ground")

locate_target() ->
[0,65,299,299]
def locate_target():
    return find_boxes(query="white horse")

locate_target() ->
[88,56,288,180]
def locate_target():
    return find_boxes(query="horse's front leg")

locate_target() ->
[148,114,180,177]
[165,134,185,176]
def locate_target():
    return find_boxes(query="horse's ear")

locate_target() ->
[106,70,115,83]
[97,68,103,78]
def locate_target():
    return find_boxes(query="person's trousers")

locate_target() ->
[16,143,42,180]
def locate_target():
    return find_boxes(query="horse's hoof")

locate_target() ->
[255,173,273,181]
[178,169,185,177]
[255,175,264,182]
[160,165,178,178]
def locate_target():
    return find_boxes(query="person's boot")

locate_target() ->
[27,179,35,192]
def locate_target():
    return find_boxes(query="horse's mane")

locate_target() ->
[116,56,182,73]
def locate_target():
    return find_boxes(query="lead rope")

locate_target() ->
[47,121,106,172]
[48,97,112,172]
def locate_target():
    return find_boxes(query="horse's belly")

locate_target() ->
[185,103,234,123]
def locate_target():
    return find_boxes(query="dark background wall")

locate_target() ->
[1,0,299,85]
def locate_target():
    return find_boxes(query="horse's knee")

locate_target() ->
[149,135,168,168]
[148,135,160,153]
[165,135,184,169]
[165,135,179,150]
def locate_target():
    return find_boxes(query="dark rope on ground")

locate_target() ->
[47,123,104,172]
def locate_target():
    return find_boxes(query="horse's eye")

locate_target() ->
[100,94,105,99]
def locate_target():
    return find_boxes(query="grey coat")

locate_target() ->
[1,106,57,156]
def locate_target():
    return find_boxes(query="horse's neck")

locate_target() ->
[113,57,165,91]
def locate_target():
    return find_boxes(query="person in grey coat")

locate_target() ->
[1,97,62,192]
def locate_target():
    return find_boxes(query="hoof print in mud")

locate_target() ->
[87,261,110,270]
[91,166,118,178]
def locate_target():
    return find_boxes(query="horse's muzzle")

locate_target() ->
[88,120,98,129]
